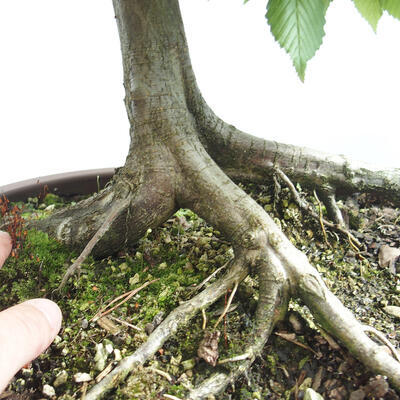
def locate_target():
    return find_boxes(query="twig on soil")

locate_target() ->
[275,332,319,356]
[363,325,400,362]
[92,279,158,321]
[150,367,173,383]
[163,395,183,400]
[273,168,361,248]
[56,197,131,292]
[218,352,251,364]
[84,260,248,400]
[107,315,141,331]
[80,382,88,400]
[95,362,114,383]
[189,261,229,294]
[214,281,238,329]
[201,308,207,330]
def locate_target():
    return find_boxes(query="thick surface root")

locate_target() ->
[85,261,248,399]
[30,169,176,259]
[196,106,400,204]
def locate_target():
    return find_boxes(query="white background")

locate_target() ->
[1,0,399,187]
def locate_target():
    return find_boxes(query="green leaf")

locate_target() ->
[381,0,400,20]
[266,0,327,81]
[352,0,383,31]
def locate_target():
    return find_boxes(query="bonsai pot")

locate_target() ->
[0,168,115,202]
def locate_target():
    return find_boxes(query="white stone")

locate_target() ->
[42,384,56,397]
[304,388,324,400]
[73,372,92,383]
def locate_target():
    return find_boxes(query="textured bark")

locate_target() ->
[197,112,400,203]
[31,0,400,398]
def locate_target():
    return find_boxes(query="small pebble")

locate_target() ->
[53,370,68,387]
[114,349,122,361]
[42,384,56,397]
[73,372,92,383]
[81,318,89,329]
[304,388,324,400]
[94,343,108,371]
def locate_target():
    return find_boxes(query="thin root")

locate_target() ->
[363,325,400,362]
[313,190,330,247]
[84,261,248,400]
[274,168,361,248]
[56,196,131,292]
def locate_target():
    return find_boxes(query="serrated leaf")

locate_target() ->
[352,0,383,31]
[266,0,327,82]
[381,0,400,20]
[323,0,332,12]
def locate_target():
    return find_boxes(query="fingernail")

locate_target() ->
[24,299,62,337]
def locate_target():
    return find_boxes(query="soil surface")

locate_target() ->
[0,183,399,400]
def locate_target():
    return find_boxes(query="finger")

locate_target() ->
[0,232,12,268]
[0,299,62,392]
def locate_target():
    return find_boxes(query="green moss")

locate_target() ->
[0,230,73,304]
[2,183,399,399]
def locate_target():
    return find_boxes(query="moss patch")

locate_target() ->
[1,187,399,399]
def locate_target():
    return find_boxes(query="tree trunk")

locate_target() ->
[31,1,400,398]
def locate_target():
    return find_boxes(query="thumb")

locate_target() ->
[0,298,62,392]
[0,232,12,267]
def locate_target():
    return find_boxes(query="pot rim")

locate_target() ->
[0,168,115,202]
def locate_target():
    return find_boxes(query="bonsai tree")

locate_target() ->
[28,0,400,398]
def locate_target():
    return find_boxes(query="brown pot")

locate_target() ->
[0,168,115,202]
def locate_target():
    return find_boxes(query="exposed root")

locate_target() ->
[362,325,400,362]
[313,190,330,248]
[56,196,132,292]
[196,106,400,204]
[188,261,287,399]
[319,189,346,226]
[274,167,361,248]
[297,267,400,389]
[84,260,248,399]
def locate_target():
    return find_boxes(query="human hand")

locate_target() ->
[0,231,62,392]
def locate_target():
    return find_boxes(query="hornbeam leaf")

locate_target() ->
[266,0,327,82]
[381,0,400,20]
[352,0,383,31]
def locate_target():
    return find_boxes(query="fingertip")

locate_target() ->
[24,299,62,338]
[0,299,62,392]
[0,231,12,267]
